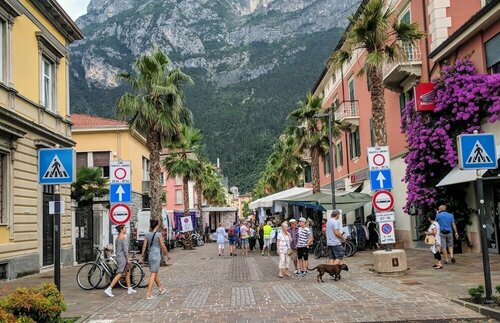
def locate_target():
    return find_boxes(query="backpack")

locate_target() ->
[228,226,235,237]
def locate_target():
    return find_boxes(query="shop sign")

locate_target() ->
[414,82,436,112]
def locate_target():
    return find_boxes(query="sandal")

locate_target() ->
[434,266,443,269]
[432,264,438,268]
[147,296,155,300]
[159,288,167,295]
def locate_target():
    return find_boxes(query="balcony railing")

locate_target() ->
[383,42,422,77]
[335,100,359,123]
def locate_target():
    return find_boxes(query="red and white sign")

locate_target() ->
[379,221,396,244]
[367,146,390,170]
[372,190,394,212]
[414,82,436,112]
[110,160,131,184]
[109,203,131,225]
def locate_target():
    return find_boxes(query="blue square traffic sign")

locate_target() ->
[38,148,75,184]
[110,183,131,203]
[458,133,497,170]
[370,169,393,191]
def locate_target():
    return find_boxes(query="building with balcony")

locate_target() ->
[0,0,83,278]
[71,114,149,260]
[310,0,495,250]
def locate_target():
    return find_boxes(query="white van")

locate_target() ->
[134,208,174,249]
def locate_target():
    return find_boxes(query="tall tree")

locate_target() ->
[330,0,422,146]
[288,93,331,193]
[163,126,203,248]
[117,48,193,221]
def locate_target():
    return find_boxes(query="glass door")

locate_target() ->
[485,184,500,253]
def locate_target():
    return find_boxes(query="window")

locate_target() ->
[160,172,165,185]
[400,8,411,24]
[41,58,54,110]
[93,152,110,178]
[323,153,330,175]
[175,176,182,185]
[335,142,343,168]
[485,34,500,74]
[76,152,88,170]
[348,76,355,101]
[304,165,312,183]
[175,190,182,204]
[332,95,339,110]
[0,152,6,223]
[349,128,361,159]
[142,157,150,181]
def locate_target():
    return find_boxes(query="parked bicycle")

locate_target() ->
[77,247,145,290]
[192,232,205,247]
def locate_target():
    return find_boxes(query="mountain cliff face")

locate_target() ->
[70,0,361,192]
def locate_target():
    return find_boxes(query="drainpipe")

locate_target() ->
[422,0,431,81]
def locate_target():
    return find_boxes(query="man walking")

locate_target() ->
[216,222,226,256]
[436,205,459,264]
[288,219,299,274]
[240,220,250,256]
[327,210,345,265]
[296,217,313,276]
[263,221,272,256]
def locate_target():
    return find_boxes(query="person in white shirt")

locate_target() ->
[216,223,227,256]
[426,213,443,269]
[277,222,292,278]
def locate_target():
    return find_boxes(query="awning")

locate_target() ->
[282,191,372,213]
[437,145,500,187]
[202,207,238,212]
[248,187,312,210]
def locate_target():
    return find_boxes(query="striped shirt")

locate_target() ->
[297,227,312,248]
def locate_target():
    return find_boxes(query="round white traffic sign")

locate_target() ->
[109,203,131,225]
[373,153,386,167]
[114,167,127,180]
[372,190,394,212]
[367,146,390,169]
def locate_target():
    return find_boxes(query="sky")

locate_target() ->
[57,0,91,20]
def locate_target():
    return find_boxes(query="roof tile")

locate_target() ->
[71,114,128,128]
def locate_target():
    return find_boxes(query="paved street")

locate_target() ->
[1,245,499,322]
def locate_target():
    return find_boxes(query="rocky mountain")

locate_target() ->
[69,0,361,193]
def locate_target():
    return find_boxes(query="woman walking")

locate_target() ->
[141,219,171,299]
[277,222,292,278]
[426,213,443,269]
[104,224,136,297]
[366,216,380,249]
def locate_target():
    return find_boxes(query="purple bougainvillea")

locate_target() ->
[401,59,500,215]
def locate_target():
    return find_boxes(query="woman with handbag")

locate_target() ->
[425,213,443,269]
[277,222,292,278]
[104,224,136,297]
[141,219,171,299]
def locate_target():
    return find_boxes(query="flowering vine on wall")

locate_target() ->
[401,59,500,220]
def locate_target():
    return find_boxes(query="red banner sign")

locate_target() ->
[414,82,436,112]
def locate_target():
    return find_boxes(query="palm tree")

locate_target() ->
[163,126,203,249]
[330,0,422,146]
[71,167,109,203]
[288,93,331,193]
[116,47,193,221]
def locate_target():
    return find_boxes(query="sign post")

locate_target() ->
[110,160,132,203]
[458,132,496,303]
[38,148,75,292]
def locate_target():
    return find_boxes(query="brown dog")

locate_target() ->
[307,264,349,282]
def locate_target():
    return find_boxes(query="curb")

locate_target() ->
[451,298,500,320]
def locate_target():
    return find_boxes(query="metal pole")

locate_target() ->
[54,184,61,291]
[475,177,493,303]
[328,110,336,209]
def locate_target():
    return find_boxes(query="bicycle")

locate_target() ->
[77,247,145,290]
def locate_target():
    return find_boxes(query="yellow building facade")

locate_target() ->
[0,0,83,278]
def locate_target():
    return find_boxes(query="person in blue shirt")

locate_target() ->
[436,205,459,264]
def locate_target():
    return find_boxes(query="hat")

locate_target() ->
[289,219,297,223]
[299,217,306,222]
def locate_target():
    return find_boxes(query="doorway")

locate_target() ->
[76,203,94,262]
[42,189,54,266]
[485,183,500,253]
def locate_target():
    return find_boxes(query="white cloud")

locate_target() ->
[57,0,91,20]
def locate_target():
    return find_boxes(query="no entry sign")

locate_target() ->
[109,203,131,225]
[372,190,394,212]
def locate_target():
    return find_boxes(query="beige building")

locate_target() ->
[0,0,83,278]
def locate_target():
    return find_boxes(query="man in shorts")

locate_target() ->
[288,219,299,274]
[436,205,459,263]
[327,210,345,265]
[296,217,313,276]
[240,220,250,256]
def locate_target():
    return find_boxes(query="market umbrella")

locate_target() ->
[282,192,372,213]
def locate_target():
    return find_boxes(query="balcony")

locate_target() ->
[334,100,359,128]
[383,43,422,92]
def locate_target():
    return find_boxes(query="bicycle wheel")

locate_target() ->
[349,241,358,256]
[127,263,145,288]
[197,239,205,246]
[76,262,103,290]
[344,241,353,258]
[314,244,323,259]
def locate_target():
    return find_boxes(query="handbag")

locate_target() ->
[424,234,436,245]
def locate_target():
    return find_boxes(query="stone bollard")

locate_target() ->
[372,249,407,276]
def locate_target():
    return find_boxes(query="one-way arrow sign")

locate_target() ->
[110,183,131,203]
[370,169,393,191]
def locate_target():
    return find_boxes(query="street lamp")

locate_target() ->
[314,108,336,209]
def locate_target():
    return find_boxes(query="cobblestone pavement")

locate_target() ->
[1,244,499,322]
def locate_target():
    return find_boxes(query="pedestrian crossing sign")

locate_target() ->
[38,148,75,184]
[458,133,497,170]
